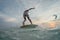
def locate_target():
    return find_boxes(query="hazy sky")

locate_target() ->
[0,0,60,27]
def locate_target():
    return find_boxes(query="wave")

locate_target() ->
[0,26,60,40]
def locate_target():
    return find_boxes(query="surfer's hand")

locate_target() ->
[30,8,35,9]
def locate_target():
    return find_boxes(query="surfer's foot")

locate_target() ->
[23,22,25,26]
[31,21,32,24]
[23,23,25,26]
[31,23,32,25]
[23,24,25,26]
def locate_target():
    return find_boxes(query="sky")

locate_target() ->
[0,0,60,27]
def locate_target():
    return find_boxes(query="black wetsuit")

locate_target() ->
[23,10,30,20]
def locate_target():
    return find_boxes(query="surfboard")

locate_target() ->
[20,24,38,28]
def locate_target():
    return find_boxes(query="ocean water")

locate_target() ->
[0,26,60,40]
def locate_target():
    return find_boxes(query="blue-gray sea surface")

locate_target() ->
[0,26,60,40]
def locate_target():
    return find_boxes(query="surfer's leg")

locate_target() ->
[27,16,32,24]
[23,16,26,26]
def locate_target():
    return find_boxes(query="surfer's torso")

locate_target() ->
[23,10,29,16]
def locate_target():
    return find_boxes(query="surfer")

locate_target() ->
[53,14,57,20]
[23,8,35,26]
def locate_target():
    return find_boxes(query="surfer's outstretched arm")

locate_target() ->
[28,8,35,11]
